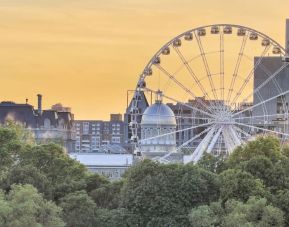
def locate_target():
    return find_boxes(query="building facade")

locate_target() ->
[0,95,75,152]
[252,56,289,135]
[69,153,133,180]
[74,114,126,153]
[140,97,177,153]
[124,91,149,150]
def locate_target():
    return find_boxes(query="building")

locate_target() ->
[51,103,72,113]
[0,94,75,152]
[69,153,133,180]
[167,98,213,148]
[124,91,149,150]
[74,114,126,153]
[140,92,177,154]
[251,20,289,134]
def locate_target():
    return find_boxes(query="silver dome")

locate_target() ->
[141,103,176,125]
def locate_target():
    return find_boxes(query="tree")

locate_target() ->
[189,197,284,227]
[3,120,35,145]
[84,173,109,193]
[0,127,23,171]
[59,190,97,227]
[95,208,139,227]
[90,180,123,209]
[197,152,226,173]
[223,197,284,227]
[227,136,282,169]
[273,189,289,226]
[121,160,219,226]
[0,184,64,227]
[0,165,52,199]
[18,143,88,200]
[219,169,267,202]
[242,155,274,187]
[189,205,218,227]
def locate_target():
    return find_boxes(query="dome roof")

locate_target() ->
[141,103,176,125]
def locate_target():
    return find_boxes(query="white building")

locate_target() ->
[139,91,178,160]
[69,153,133,180]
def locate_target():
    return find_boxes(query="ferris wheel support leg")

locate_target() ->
[229,125,242,146]
[223,129,232,153]
[184,127,216,164]
[207,127,223,153]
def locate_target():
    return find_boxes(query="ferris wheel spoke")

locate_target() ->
[217,132,223,154]
[139,121,214,143]
[233,125,251,138]
[222,126,241,153]
[238,63,289,108]
[155,64,214,113]
[238,53,287,112]
[230,45,271,105]
[160,126,214,163]
[144,87,215,118]
[194,31,218,100]
[184,126,217,164]
[173,46,212,100]
[176,126,213,152]
[234,113,289,121]
[257,63,288,116]
[220,30,225,101]
[227,34,248,104]
[141,112,213,121]
[234,121,289,137]
[256,91,269,122]
[207,126,223,153]
[233,88,289,117]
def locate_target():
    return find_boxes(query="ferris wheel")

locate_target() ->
[130,24,289,163]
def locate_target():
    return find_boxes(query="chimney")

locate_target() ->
[37,94,42,115]
[286,19,289,55]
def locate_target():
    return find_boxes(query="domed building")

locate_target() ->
[140,91,177,154]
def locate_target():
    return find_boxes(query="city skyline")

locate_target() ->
[0,0,288,120]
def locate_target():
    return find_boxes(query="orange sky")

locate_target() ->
[0,0,288,120]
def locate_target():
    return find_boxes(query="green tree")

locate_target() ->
[189,197,284,227]
[3,120,35,145]
[0,184,64,227]
[197,152,226,173]
[95,208,139,227]
[121,160,219,226]
[59,190,97,227]
[189,204,218,227]
[0,165,52,199]
[18,143,88,200]
[0,127,23,171]
[242,155,274,187]
[227,136,282,168]
[273,189,289,226]
[223,197,284,227]
[90,180,123,209]
[219,169,266,202]
[85,173,109,193]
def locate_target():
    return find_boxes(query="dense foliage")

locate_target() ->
[0,123,289,226]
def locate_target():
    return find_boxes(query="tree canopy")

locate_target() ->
[0,124,289,226]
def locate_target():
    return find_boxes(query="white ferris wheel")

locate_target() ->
[129,24,289,163]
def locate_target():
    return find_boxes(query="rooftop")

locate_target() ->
[69,153,133,167]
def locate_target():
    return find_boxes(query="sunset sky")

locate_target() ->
[0,0,288,120]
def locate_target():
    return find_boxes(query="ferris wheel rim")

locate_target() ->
[138,24,285,81]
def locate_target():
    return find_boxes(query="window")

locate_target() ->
[111,136,121,143]
[83,122,89,134]
[44,118,51,128]
[91,136,101,148]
